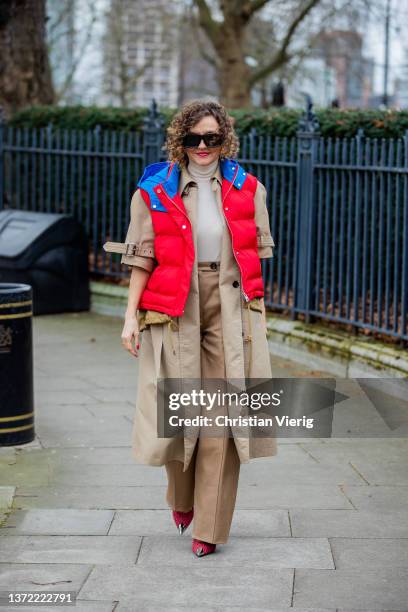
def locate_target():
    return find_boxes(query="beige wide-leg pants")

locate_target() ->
[165,260,241,544]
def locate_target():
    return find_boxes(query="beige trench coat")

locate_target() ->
[110,161,277,471]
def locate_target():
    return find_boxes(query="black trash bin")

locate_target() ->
[0,283,34,446]
[0,210,90,315]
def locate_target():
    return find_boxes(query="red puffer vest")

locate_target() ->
[137,157,265,317]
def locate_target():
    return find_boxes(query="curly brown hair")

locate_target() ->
[163,99,240,169]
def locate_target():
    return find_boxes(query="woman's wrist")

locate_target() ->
[125,306,138,319]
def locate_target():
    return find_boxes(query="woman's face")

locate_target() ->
[183,115,223,167]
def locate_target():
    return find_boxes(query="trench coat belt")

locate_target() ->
[150,324,164,379]
[166,318,179,358]
[102,241,154,257]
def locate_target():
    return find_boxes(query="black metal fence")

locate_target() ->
[1,100,407,342]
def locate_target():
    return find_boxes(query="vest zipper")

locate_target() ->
[159,186,193,315]
[221,167,250,303]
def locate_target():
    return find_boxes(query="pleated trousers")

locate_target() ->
[164,260,241,544]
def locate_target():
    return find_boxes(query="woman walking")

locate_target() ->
[104,99,277,557]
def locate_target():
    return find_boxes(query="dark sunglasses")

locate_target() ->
[182,132,224,148]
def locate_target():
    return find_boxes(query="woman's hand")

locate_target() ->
[121,314,140,357]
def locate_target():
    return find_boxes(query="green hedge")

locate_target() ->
[7,104,408,139]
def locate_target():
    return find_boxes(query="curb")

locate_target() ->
[267,316,408,378]
[0,486,15,511]
[90,281,128,318]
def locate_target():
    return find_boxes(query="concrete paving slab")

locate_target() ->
[0,562,92,593]
[58,372,138,389]
[81,387,137,404]
[236,484,353,509]
[36,402,134,421]
[330,400,392,437]
[343,459,408,486]
[115,606,334,612]
[12,483,352,511]
[12,486,169,510]
[33,445,335,473]
[0,535,141,564]
[342,485,408,511]
[331,538,408,568]
[0,509,114,535]
[35,361,131,377]
[0,453,50,487]
[35,426,132,448]
[238,460,364,485]
[300,439,408,464]
[0,603,115,612]
[20,447,135,466]
[250,444,318,464]
[49,464,167,487]
[34,390,100,405]
[78,565,293,608]
[137,535,334,569]
[293,568,408,610]
[109,508,291,538]
[291,509,408,538]
[81,403,134,419]
[34,405,102,425]
[34,375,96,391]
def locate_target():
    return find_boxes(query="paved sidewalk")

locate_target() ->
[0,311,407,611]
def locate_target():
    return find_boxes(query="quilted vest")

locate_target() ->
[137,158,265,317]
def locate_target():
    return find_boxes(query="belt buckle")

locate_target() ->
[125,243,136,256]
[210,262,217,270]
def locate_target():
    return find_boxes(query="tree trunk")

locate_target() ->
[215,21,252,108]
[218,51,252,108]
[0,0,55,117]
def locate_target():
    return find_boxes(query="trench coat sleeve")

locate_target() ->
[254,180,275,258]
[120,189,157,273]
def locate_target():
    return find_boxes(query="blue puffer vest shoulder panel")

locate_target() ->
[137,158,249,211]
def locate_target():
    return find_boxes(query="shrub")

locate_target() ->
[7,105,408,139]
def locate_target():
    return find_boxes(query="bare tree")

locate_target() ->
[243,0,349,107]
[0,0,55,116]
[46,0,98,104]
[192,0,323,107]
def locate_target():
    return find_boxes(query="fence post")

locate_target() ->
[294,94,320,321]
[142,98,165,167]
[402,129,408,343]
[0,107,4,211]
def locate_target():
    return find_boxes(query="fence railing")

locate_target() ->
[0,99,407,343]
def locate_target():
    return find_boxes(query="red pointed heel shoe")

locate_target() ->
[192,538,216,557]
[172,509,194,535]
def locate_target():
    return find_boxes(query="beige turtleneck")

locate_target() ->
[186,157,225,262]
